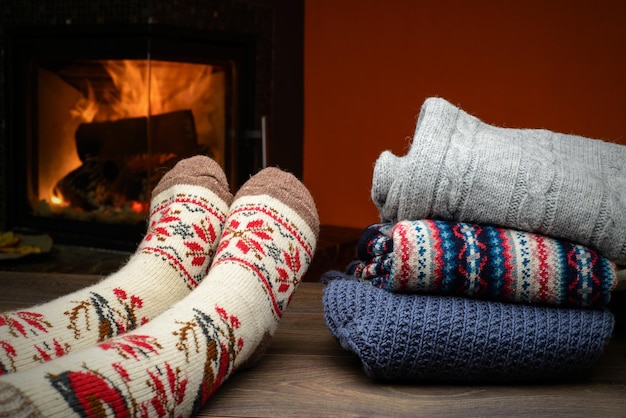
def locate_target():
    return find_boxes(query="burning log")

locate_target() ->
[75,109,198,161]
[55,109,203,211]
[54,155,177,211]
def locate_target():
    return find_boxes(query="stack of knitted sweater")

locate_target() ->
[322,97,626,383]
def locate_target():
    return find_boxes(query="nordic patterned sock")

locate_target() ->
[350,220,617,307]
[0,155,232,376]
[0,167,319,417]
[371,97,626,264]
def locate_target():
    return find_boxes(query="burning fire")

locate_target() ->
[50,189,69,208]
[130,201,149,214]
[37,58,227,220]
[71,60,218,124]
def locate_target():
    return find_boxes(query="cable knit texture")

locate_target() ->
[322,273,615,383]
[350,220,617,307]
[371,97,626,264]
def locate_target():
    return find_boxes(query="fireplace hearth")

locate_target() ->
[0,0,303,250]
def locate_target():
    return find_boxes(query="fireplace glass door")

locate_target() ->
[6,28,253,249]
[35,58,232,224]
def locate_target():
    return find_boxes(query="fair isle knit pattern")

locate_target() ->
[0,167,319,417]
[322,272,615,383]
[350,220,617,307]
[0,156,232,376]
[371,97,626,264]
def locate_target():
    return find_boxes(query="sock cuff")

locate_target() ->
[0,382,42,417]
[151,155,232,205]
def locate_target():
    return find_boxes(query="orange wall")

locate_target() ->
[303,0,626,230]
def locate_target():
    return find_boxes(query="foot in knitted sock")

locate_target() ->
[0,167,319,416]
[371,97,626,263]
[0,156,232,375]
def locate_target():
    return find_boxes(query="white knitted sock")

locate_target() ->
[0,167,319,417]
[0,156,232,375]
[372,97,626,264]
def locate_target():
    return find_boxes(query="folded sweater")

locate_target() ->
[322,272,615,383]
[371,97,626,264]
[350,220,617,307]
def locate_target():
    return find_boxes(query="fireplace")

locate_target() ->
[0,1,303,250]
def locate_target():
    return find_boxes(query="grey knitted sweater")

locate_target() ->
[372,97,626,264]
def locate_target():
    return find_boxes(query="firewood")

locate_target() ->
[55,154,180,211]
[75,109,199,161]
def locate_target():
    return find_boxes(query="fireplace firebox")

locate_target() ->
[0,1,304,250]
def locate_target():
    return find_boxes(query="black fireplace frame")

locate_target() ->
[5,24,256,249]
[0,0,304,250]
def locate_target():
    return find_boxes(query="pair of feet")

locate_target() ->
[0,156,319,416]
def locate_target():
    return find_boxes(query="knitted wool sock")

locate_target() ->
[350,220,617,307]
[0,167,319,417]
[322,272,615,383]
[371,97,626,264]
[0,156,232,376]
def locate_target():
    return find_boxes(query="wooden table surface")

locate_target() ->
[1,272,625,417]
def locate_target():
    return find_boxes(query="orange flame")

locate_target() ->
[130,201,149,214]
[38,58,228,217]
[73,60,218,124]
[50,188,69,208]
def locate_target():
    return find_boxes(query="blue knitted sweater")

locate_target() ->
[322,271,615,383]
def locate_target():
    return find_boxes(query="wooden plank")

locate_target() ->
[0,271,101,310]
[200,352,626,417]
[201,282,626,417]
